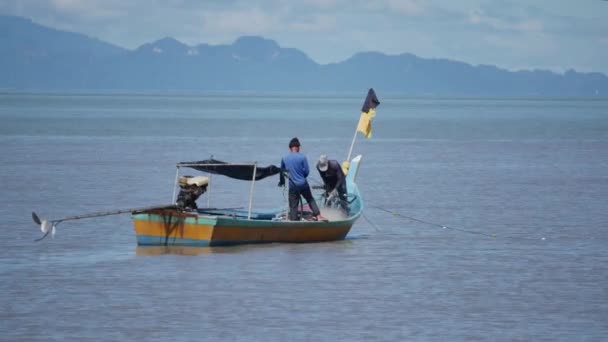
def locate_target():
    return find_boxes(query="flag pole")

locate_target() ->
[346,123,359,163]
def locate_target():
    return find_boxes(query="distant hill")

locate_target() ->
[1,15,607,96]
[0,15,126,89]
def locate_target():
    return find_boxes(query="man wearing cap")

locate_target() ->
[316,154,348,212]
[279,137,325,221]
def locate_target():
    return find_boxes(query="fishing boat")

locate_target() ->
[32,88,380,247]
[131,155,364,247]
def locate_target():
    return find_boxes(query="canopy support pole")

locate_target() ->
[207,175,212,208]
[247,162,257,220]
[207,154,213,208]
[172,166,180,203]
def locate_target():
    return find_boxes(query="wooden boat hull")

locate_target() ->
[132,209,356,246]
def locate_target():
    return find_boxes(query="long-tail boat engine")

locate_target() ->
[176,176,209,210]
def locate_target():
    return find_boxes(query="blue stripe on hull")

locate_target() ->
[136,234,210,247]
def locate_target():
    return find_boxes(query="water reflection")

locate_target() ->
[136,245,248,256]
[135,239,359,256]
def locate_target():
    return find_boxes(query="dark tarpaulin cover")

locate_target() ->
[180,159,281,181]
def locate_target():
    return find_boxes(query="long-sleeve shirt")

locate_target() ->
[317,159,346,192]
[280,152,310,189]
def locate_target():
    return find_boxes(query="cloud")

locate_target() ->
[300,0,342,10]
[386,0,425,15]
[200,8,280,35]
[0,0,606,73]
[49,0,126,20]
[468,8,543,33]
[481,32,556,55]
[288,14,336,32]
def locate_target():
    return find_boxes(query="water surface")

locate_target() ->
[1,94,607,341]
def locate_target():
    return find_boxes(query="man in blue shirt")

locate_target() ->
[279,137,325,221]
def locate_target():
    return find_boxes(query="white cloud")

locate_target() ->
[300,0,342,10]
[468,8,543,33]
[289,14,336,32]
[200,8,279,35]
[51,0,83,10]
[386,0,425,15]
[482,32,555,53]
[50,0,126,19]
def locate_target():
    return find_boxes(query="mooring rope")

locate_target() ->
[162,212,185,246]
[369,205,545,241]
[284,178,544,240]
[362,212,381,232]
[371,205,496,238]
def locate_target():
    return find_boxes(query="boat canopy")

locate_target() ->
[178,159,280,181]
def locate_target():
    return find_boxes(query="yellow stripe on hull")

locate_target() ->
[133,217,213,241]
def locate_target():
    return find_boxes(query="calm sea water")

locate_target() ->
[1,94,607,341]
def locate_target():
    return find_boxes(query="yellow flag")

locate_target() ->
[357,88,379,138]
[356,112,372,138]
[367,107,376,118]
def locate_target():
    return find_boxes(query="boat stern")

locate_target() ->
[132,209,216,247]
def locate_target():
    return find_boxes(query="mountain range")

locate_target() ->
[1,15,607,96]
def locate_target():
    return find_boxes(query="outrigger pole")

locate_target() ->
[31,204,177,241]
[31,203,245,242]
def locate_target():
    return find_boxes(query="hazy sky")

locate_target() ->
[1,0,607,73]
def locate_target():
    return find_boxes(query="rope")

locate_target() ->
[162,211,185,246]
[369,205,544,241]
[372,206,496,238]
[362,212,381,232]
